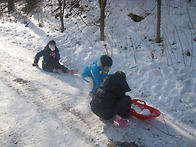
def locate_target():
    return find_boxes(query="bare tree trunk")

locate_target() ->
[99,0,107,41]
[25,0,38,12]
[8,0,15,13]
[156,0,162,43]
[58,0,65,32]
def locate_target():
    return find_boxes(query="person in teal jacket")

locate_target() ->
[81,55,113,95]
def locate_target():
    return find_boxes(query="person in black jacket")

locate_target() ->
[32,40,78,75]
[90,71,132,128]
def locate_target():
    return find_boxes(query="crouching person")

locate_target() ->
[90,71,132,128]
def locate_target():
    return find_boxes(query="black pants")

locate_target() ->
[42,61,68,73]
[114,95,132,119]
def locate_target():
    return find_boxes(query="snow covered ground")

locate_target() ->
[0,0,196,147]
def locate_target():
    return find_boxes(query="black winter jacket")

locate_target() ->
[34,46,60,66]
[90,71,131,120]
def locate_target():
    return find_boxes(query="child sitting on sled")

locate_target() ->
[81,55,113,95]
[90,71,132,128]
[32,40,78,75]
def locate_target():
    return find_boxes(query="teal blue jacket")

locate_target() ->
[81,59,109,92]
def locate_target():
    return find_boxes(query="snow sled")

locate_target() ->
[130,99,161,120]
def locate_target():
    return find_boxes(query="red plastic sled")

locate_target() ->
[130,99,161,120]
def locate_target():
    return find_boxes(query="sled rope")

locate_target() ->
[153,113,183,140]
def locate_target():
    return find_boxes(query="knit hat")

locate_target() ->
[100,55,113,67]
[48,40,56,45]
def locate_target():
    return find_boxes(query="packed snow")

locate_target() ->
[0,0,196,147]
[131,104,151,116]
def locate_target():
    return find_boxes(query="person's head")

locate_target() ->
[114,71,126,80]
[100,71,131,92]
[114,71,131,92]
[47,40,56,51]
[100,55,113,71]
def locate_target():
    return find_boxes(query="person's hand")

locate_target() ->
[32,63,38,66]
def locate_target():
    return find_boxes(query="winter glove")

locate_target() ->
[32,63,38,66]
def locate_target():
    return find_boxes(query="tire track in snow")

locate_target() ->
[0,35,111,146]
[0,61,110,147]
